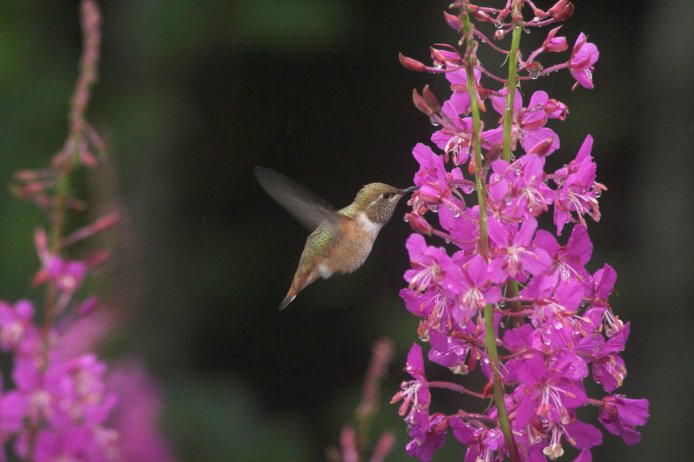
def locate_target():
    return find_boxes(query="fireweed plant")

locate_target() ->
[3,1,175,461]
[328,338,396,462]
[391,1,649,461]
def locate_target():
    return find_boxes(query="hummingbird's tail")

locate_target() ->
[278,271,318,311]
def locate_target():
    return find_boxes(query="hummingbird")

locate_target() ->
[255,166,415,310]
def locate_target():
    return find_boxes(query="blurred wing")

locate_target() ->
[254,166,341,231]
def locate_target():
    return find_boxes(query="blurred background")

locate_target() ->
[0,0,692,460]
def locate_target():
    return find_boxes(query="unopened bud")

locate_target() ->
[34,228,48,253]
[412,88,435,117]
[543,26,568,52]
[77,295,99,316]
[493,29,505,41]
[443,11,462,31]
[421,85,442,113]
[526,137,555,157]
[399,53,427,72]
[474,10,491,22]
[406,212,432,235]
[548,0,574,20]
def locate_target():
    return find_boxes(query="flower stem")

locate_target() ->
[461,3,520,461]
[502,0,523,163]
[31,3,102,461]
[460,4,488,258]
[483,304,520,462]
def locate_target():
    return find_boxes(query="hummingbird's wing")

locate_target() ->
[254,166,342,232]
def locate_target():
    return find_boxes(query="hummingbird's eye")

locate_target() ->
[382,192,393,199]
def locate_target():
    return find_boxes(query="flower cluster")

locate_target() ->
[0,256,118,461]
[1,1,177,460]
[392,2,648,461]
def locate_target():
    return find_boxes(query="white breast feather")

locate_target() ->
[356,212,382,236]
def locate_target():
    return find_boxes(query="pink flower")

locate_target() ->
[0,300,38,353]
[488,154,555,219]
[569,33,599,90]
[108,361,178,462]
[543,26,568,52]
[599,395,649,445]
[488,216,552,280]
[410,143,464,214]
[483,90,562,156]
[431,101,473,165]
[445,67,481,115]
[553,135,606,235]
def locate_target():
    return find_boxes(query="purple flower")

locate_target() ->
[405,412,448,462]
[431,101,473,165]
[553,135,606,235]
[405,234,453,293]
[108,361,179,462]
[445,67,481,115]
[0,391,26,436]
[32,426,119,462]
[508,351,588,429]
[410,143,464,214]
[0,300,38,353]
[583,263,617,309]
[599,395,649,445]
[450,417,505,462]
[569,33,599,89]
[442,207,480,253]
[488,154,555,219]
[392,344,431,425]
[428,319,484,374]
[455,255,502,312]
[534,223,593,283]
[34,230,88,296]
[488,216,552,280]
[590,323,630,392]
[483,90,561,156]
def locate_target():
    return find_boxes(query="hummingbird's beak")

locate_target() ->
[402,186,418,194]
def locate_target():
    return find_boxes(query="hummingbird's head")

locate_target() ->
[354,183,415,224]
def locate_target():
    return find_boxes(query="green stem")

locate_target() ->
[461,3,521,461]
[502,1,523,163]
[49,168,72,253]
[460,6,488,258]
[483,304,519,462]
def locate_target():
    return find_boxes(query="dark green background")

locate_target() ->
[1,1,692,460]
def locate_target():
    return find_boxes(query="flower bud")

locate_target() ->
[412,88,435,117]
[399,53,427,72]
[421,85,442,113]
[543,26,568,52]
[526,137,555,157]
[548,0,574,21]
[443,11,461,31]
[406,212,433,235]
